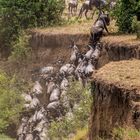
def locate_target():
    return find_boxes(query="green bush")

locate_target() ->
[132,16,140,38]
[0,71,24,133]
[0,0,65,51]
[9,31,31,62]
[0,134,15,140]
[112,127,140,140]
[113,0,140,33]
[48,81,92,139]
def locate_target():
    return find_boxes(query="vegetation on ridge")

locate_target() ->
[0,71,25,133]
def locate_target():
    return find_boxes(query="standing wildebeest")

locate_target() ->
[68,0,78,17]
[78,0,108,19]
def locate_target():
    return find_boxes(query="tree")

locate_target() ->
[0,0,65,53]
[113,0,140,33]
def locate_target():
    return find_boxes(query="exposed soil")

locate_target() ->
[89,60,140,139]
[93,60,140,90]
[1,23,140,139]
[1,27,140,82]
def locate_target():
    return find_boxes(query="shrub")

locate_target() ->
[132,16,140,38]
[0,0,65,52]
[113,0,140,33]
[0,71,24,133]
[9,31,31,62]
[71,128,88,140]
[0,134,15,140]
[48,81,92,139]
[113,0,134,33]
[112,127,140,140]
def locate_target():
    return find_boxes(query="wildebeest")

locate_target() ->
[17,117,29,140]
[88,13,110,48]
[32,81,43,95]
[49,85,60,102]
[46,78,56,95]
[78,0,108,19]
[85,59,95,76]
[91,43,101,60]
[78,0,94,19]
[60,76,69,90]
[29,94,40,109]
[85,45,94,59]
[69,42,79,65]
[68,0,78,17]
[59,63,75,76]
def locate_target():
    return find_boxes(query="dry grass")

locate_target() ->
[94,59,140,90]
[32,19,140,47]
[102,35,140,46]
[32,19,92,35]
[31,17,117,35]
[70,128,88,140]
[112,127,140,140]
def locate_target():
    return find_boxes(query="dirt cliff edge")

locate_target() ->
[89,60,140,139]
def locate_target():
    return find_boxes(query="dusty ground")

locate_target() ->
[93,59,140,90]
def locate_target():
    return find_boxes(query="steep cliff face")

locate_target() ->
[29,33,140,69]
[2,29,140,139]
[89,60,140,139]
[29,33,140,140]
[98,35,140,68]
[29,31,89,69]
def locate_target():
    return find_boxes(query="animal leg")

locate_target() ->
[91,8,96,19]
[75,5,78,16]
[68,4,71,18]
[71,7,73,16]
[78,5,84,19]
[85,9,88,19]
